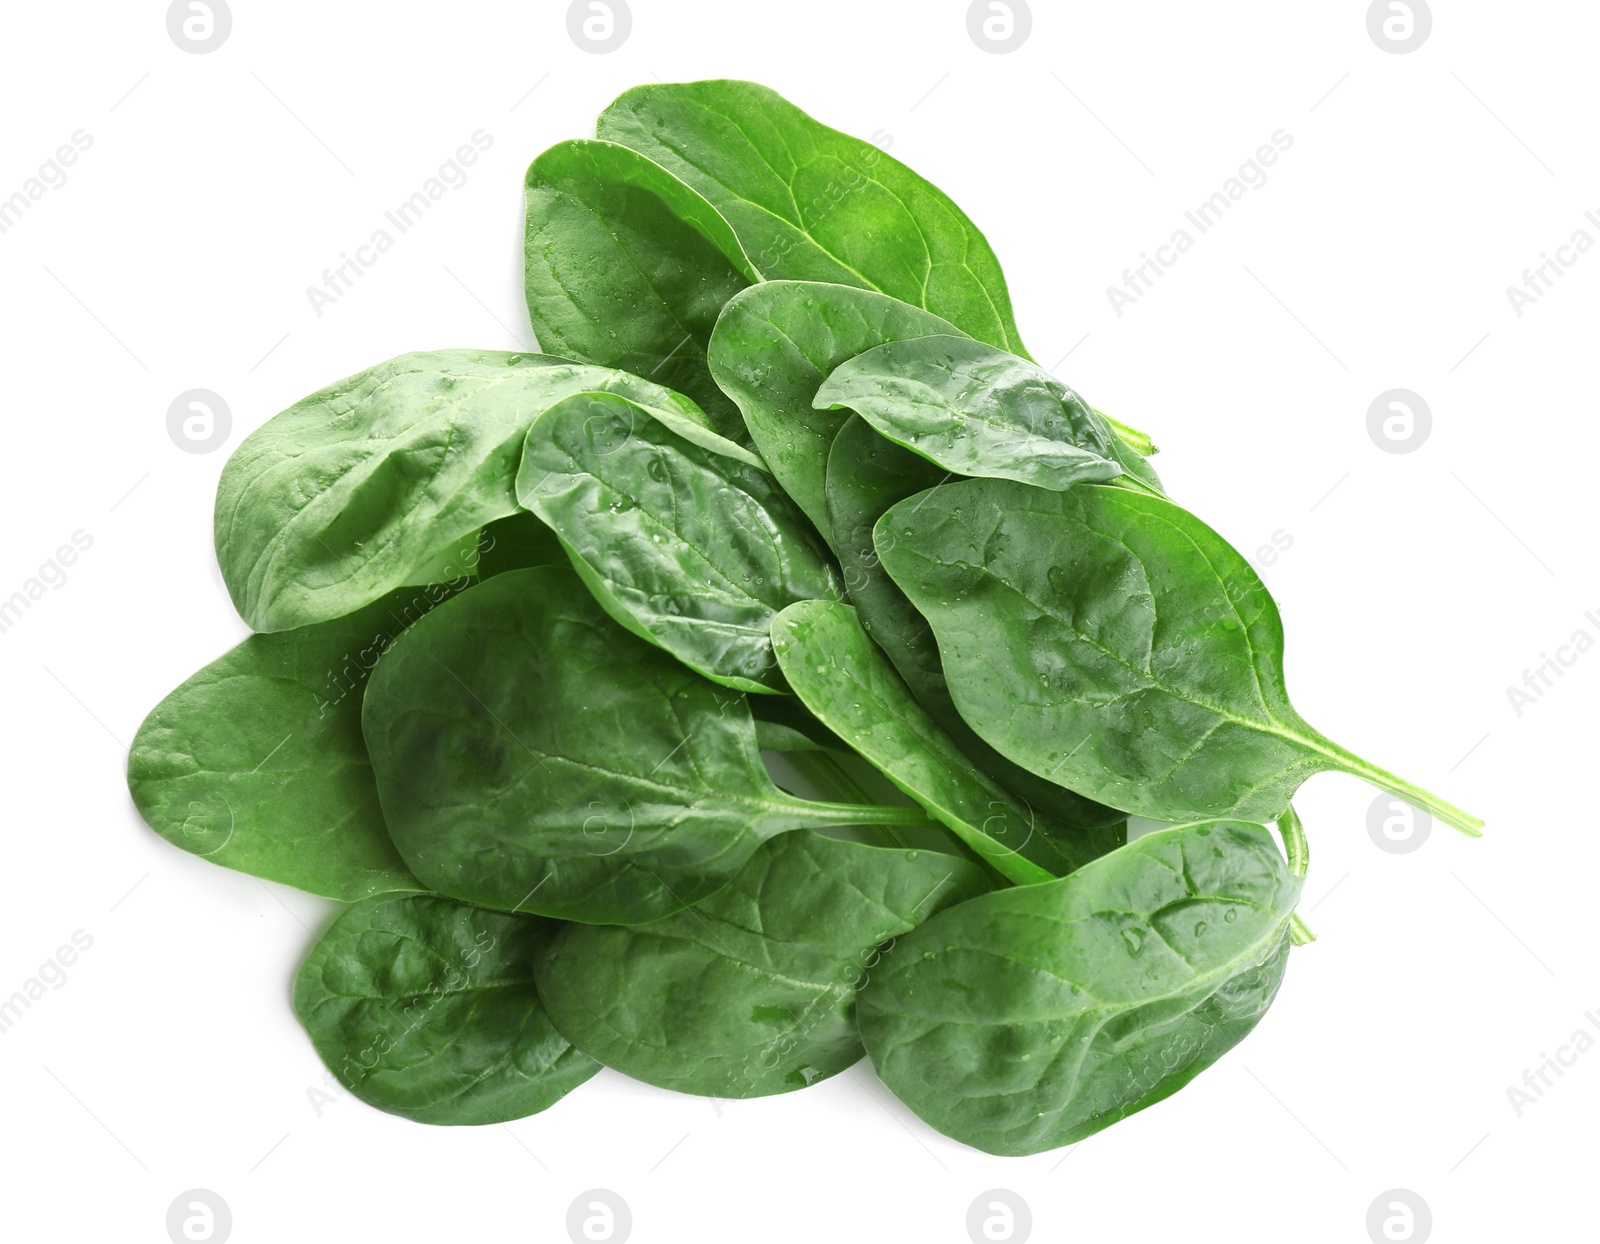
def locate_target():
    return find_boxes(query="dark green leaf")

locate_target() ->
[749,694,848,754]
[216,349,707,632]
[363,567,928,924]
[772,600,1107,884]
[537,831,989,1098]
[857,820,1299,1155]
[294,893,598,1124]
[517,391,841,693]
[599,80,1028,356]
[877,480,1482,832]
[126,585,467,900]
[477,511,568,579]
[708,281,963,539]
[825,415,1127,833]
[524,139,756,442]
[815,334,1123,490]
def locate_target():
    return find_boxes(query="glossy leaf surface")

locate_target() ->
[708,281,962,539]
[825,415,1127,833]
[524,139,755,441]
[537,832,988,1098]
[877,480,1481,832]
[216,349,706,631]
[294,893,598,1124]
[815,334,1123,491]
[599,79,1028,355]
[518,391,841,693]
[363,567,925,924]
[857,821,1298,1155]
[772,600,1109,884]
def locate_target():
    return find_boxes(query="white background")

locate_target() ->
[1,1,1594,1241]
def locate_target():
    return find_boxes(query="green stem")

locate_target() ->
[1098,411,1159,456]
[809,794,1051,886]
[1276,805,1309,879]
[808,801,939,828]
[791,750,913,849]
[1314,741,1484,837]
[1107,472,1164,498]
[1277,805,1316,945]
[779,742,1052,886]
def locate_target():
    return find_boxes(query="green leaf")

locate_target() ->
[815,335,1124,491]
[708,281,963,540]
[772,600,1108,885]
[517,391,841,693]
[599,79,1029,356]
[749,694,848,754]
[857,820,1300,1155]
[536,831,989,1098]
[362,566,931,925]
[877,480,1483,833]
[126,584,467,901]
[215,349,707,632]
[825,415,1127,833]
[477,511,568,579]
[524,139,756,443]
[294,893,598,1124]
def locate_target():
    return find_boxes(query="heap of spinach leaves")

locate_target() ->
[128,80,1479,1157]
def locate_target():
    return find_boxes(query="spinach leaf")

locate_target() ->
[749,694,848,754]
[477,511,568,579]
[825,414,1127,833]
[362,567,932,925]
[126,584,467,900]
[708,281,964,539]
[815,334,1124,491]
[294,893,598,1124]
[524,139,756,442]
[598,80,1028,357]
[517,391,841,693]
[877,480,1483,833]
[856,820,1299,1156]
[536,831,989,1099]
[216,349,708,632]
[137,77,1478,1157]
[772,600,1108,884]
